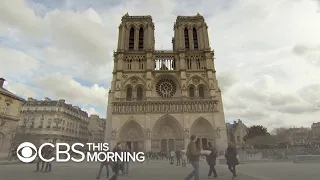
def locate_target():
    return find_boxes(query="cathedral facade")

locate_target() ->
[105,13,228,152]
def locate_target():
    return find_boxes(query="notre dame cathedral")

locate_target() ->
[105,13,228,152]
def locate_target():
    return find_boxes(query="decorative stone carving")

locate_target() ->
[141,74,146,79]
[147,53,152,58]
[130,77,138,85]
[205,53,211,58]
[179,53,185,59]
[192,77,200,85]
[184,129,189,138]
[161,126,174,138]
[144,129,151,139]
[186,74,190,78]
[215,127,221,138]
[112,100,218,114]
[201,74,206,78]
[210,83,215,90]
[156,79,177,98]
[182,84,186,90]
[122,75,128,79]
[111,130,117,140]
[118,54,123,59]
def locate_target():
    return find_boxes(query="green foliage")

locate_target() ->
[245,134,277,148]
[244,125,269,141]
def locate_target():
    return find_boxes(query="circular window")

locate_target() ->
[156,79,176,98]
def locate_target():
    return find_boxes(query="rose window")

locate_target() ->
[156,79,176,98]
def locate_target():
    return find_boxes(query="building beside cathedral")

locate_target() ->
[88,115,105,143]
[226,119,248,149]
[18,97,89,145]
[0,78,24,158]
[105,13,228,152]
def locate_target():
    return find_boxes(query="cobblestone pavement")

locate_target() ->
[1,160,319,180]
[228,162,320,180]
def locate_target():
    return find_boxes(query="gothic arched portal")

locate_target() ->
[151,114,183,152]
[190,117,215,150]
[118,120,144,152]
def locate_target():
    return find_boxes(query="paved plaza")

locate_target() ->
[0,160,319,180]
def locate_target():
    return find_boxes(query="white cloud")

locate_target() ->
[0,0,319,128]
[82,107,100,117]
[34,73,108,107]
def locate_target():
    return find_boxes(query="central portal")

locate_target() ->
[151,115,184,152]
[125,141,139,152]
[160,139,175,151]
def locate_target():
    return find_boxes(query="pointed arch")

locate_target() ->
[184,28,190,50]
[193,27,198,50]
[125,84,133,101]
[190,117,214,138]
[138,27,144,50]
[129,27,135,50]
[152,114,183,139]
[198,84,205,98]
[122,76,147,89]
[136,85,144,100]
[119,119,144,141]
[186,75,209,89]
[188,84,195,98]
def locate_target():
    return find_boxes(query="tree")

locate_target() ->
[245,134,277,148]
[244,125,269,141]
[271,127,290,144]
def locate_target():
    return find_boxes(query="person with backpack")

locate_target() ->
[206,142,218,178]
[225,143,239,179]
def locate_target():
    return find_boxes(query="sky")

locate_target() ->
[0,0,320,131]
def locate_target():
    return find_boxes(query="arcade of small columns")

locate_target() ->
[111,115,217,152]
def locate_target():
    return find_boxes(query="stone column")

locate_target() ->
[147,25,152,50]
[151,25,154,49]
[203,24,210,50]
[121,24,126,50]
[180,26,184,50]
[117,25,122,51]
[183,129,190,150]
[197,27,203,50]
[144,130,151,152]
[143,27,147,50]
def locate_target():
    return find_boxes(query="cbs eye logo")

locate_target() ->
[16,142,38,163]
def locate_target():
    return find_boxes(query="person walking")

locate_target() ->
[96,154,109,179]
[109,142,122,180]
[225,143,239,179]
[206,142,218,178]
[169,150,175,164]
[34,146,47,172]
[176,149,181,166]
[181,149,187,167]
[185,134,202,180]
[123,145,130,175]
[43,147,54,172]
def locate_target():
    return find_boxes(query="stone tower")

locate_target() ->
[105,13,228,152]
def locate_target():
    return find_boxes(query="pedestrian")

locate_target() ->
[185,134,203,180]
[206,142,218,178]
[123,145,130,175]
[34,146,47,172]
[43,147,54,172]
[109,142,122,180]
[175,149,181,166]
[96,153,109,179]
[225,143,239,179]
[181,149,187,167]
[169,150,175,164]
